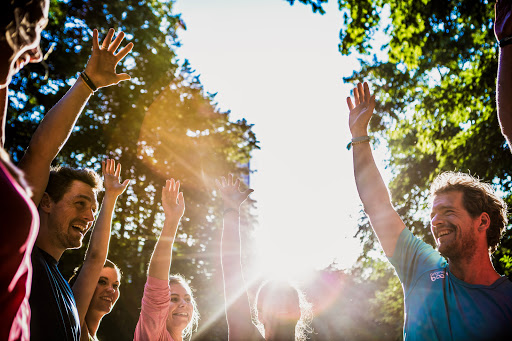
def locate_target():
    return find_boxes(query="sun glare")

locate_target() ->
[249,201,363,284]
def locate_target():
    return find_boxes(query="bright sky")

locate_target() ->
[174,0,378,275]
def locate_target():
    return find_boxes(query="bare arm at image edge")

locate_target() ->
[496,0,512,149]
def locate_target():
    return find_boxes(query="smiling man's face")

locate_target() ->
[46,180,98,252]
[430,190,479,261]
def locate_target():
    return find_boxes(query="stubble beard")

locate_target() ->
[54,223,83,250]
[438,227,477,263]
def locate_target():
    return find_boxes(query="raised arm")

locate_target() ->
[148,179,185,280]
[495,0,512,148]
[347,82,405,256]
[216,174,259,340]
[71,159,130,327]
[18,28,133,205]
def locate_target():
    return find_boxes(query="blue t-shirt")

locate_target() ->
[389,228,512,341]
[30,247,80,341]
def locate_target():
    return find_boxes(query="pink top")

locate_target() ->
[0,160,39,341]
[134,276,175,341]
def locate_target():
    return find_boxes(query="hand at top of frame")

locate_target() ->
[83,28,134,88]
[102,159,130,198]
[346,82,376,138]
[161,178,185,220]
[216,174,254,210]
[495,0,512,41]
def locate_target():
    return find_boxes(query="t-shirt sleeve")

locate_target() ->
[134,276,171,341]
[388,228,444,296]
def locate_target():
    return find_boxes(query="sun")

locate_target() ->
[244,184,364,285]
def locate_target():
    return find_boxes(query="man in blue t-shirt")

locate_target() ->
[346,91,512,338]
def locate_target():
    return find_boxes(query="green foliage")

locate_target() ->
[285,0,328,14]
[7,1,258,339]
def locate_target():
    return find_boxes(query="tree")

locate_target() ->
[285,0,329,14]
[7,0,258,339]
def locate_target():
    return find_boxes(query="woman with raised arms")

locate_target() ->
[217,174,312,341]
[70,159,130,341]
[134,178,199,341]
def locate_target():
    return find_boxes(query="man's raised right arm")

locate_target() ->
[18,28,133,206]
[347,82,405,256]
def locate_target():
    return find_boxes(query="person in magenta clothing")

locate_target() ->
[134,178,199,341]
[0,1,49,340]
[0,152,39,341]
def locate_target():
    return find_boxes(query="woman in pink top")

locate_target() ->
[134,178,199,341]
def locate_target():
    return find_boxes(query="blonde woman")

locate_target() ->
[134,178,199,341]
[217,174,312,341]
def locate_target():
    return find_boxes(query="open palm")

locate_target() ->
[162,178,185,218]
[84,28,133,88]
[216,174,253,209]
[346,82,376,137]
[102,159,130,197]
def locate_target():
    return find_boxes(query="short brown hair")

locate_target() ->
[431,172,508,253]
[45,166,102,203]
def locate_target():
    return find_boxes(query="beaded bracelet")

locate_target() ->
[351,135,371,146]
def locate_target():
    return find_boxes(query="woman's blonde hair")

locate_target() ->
[252,280,313,341]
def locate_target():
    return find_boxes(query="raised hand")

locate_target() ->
[161,178,185,219]
[346,82,376,137]
[84,28,133,88]
[495,0,512,41]
[102,159,130,198]
[216,174,254,209]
